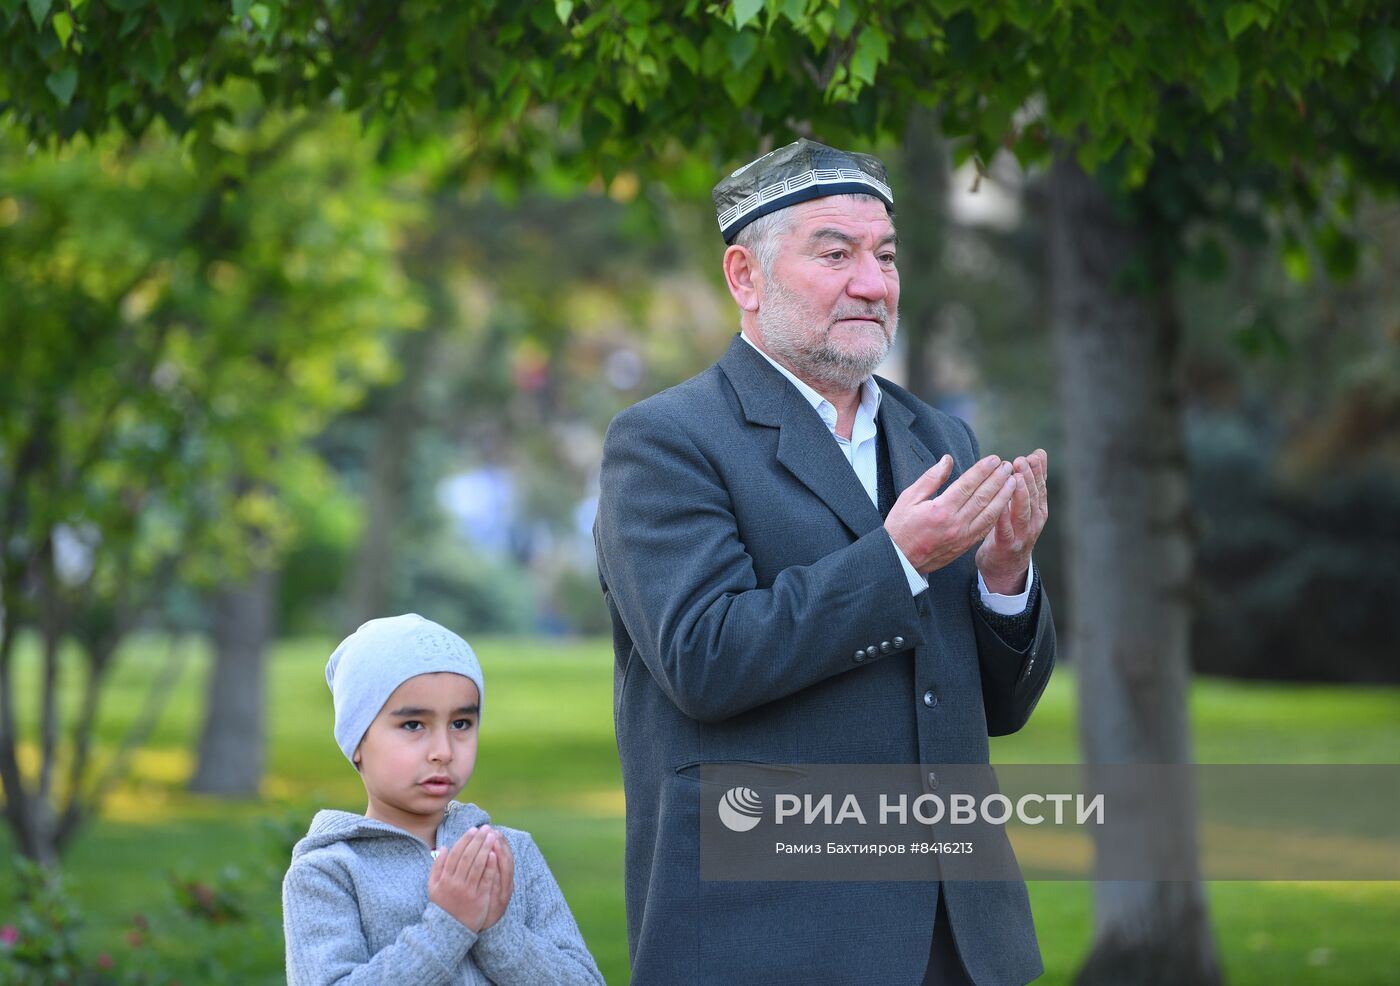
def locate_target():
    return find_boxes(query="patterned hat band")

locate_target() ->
[718,168,895,243]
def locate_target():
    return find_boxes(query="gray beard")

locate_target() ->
[757,277,896,391]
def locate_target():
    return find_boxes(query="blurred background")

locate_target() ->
[3,3,1399,984]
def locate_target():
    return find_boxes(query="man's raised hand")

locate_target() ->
[885,454,1018,576]
[976,449,1048,595]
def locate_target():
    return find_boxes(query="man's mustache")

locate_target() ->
[829,303,891,326]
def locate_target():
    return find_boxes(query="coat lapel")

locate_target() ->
[874,385,941,497]
[718,336,882,539]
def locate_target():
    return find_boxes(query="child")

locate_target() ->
[282,614,604,985]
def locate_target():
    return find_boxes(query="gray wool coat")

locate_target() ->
[594,334,1056,985]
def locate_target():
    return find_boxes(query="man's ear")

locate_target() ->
[352,747,362,772]
[722,244,763,313]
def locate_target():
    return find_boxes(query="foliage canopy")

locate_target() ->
[2,1,1397,220]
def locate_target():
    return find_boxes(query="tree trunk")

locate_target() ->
[1047,156,1223,986]
[0,609,52,867]
[33,536,63,857]
[346,326,438,628]
[189,568,277,796]
[0,420,55,865]
[897,108,950,405]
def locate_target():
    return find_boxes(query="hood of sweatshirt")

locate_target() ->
[291,799,492,860]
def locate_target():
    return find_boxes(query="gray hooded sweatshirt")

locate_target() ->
[282,800,604,985]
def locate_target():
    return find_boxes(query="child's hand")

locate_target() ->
[428,826,498,932]
[481,830,515,930]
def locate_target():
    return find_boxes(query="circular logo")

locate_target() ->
[718,786,764,832]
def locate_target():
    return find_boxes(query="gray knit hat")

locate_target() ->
[712,138,894,244]
[325,613,484,764]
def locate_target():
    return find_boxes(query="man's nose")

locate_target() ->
[846,250,888,301]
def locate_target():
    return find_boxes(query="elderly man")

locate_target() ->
[594,140,1054,985]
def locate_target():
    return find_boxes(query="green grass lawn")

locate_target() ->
[2,634,1398,984]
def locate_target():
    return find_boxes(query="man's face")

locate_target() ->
[755,195,899,390]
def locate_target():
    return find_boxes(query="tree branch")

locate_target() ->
[54,559,144,848]
[35,535,62,810]
[0,578,35,858]
[68,633,190,848]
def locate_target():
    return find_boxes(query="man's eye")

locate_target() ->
[401,721,423,731]
[452,718,474,730]
[824,251,847,261]
[880,254,897,265]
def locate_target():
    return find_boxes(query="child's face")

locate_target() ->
[354,672,480,830]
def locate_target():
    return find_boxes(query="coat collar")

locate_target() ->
[717,334,939,537]
[877,380,940,502]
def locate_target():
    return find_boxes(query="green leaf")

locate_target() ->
[133,33,171,87]
[1327,29,1360,65]
[1280,235,1311,283]
[104,80,134,111]
[504,82,529,120]
[673,34,699,73]
[1002,0,1035,31]
[594,95,621,124]
[45,65,77,106]
[554,0,572,25]
[726,28,758,70]
[52,9,71,45]
[1366,27,1398,84]
[974,9,1001,41]
[732,0,763,30]
[1224,4,1256,41]
[1316,224,1358,280]
[232,0,253,17]
[155,0,182,34]
[249,2,270,30]
[26,0,50,29]
[492,62,519,96]
[151,29,175,77]
[1106,42,1135,78]
[722,63,762,106]
[850,27,889,85]
[1200,50,1239,111]
[832,1,857,37]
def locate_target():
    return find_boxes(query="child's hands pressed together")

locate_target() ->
[480,827,516,930]
[428,826,498,932]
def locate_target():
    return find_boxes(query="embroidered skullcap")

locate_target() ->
[712,138,894,244]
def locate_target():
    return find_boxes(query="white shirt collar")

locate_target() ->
[739,331,882,437]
